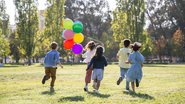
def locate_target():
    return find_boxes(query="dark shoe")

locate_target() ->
[136,79,139,87]
[126,87,130,91]
[50,87,55,92]
[84,87,88,92]
[117,77,123,85]
[42,76,47,84]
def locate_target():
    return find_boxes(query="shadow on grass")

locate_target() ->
[87,91,110,98]
[59,96,84,102]
[41,90,55,95]
[145,65,168,68]
[1,66,20,68]
[123,91,154,100]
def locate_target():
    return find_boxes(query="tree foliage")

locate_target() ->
[65,0,117,60]
[44,0,65,53]
[14,0,39,65]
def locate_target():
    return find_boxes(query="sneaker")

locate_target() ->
[136,79,139,87]
[50,87,55,92]
[126,87,130,91]
[42,76,47,84]
[92,82,97,89]
[84,86,88,92]
[93,90,99,94]
[117,77,123,85]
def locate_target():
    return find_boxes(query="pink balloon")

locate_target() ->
[63,30,74,40]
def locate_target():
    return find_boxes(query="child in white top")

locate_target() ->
[82,41,96,92]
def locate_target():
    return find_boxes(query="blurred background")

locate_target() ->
[0,0,185,65]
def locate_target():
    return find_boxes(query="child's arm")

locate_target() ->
[56,53,63,68]
[58,62,63,68]
[86,57,94,70]
[104,57,108,67]
[116,50,120,59]
[125,60,131,64]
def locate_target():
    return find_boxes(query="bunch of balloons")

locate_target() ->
[62,18,84,54]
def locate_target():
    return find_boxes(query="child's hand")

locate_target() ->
[141,64,143,68]
[125,61,130,64]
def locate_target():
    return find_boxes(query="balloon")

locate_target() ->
[72,44,83,54]
[63,39,74,50]
[73,33,84,43]
[61,30,66,39]
[63,30,74,40]
[63,18,73,30]
[72,21,83,33]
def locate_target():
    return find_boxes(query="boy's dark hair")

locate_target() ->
[51,42,58,50]
[95,46,103,60]
[122,39,131,48]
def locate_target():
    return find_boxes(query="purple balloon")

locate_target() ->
[72,44,83,54]
[63,30,74,40]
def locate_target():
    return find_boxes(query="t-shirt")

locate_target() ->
[82,49,96,63]
[44,50,60,68]
[87,56,108,70]
[117,48,132,68]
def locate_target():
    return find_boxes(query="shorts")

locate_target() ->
[92,69,104,81]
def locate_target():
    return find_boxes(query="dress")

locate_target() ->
[126,51,144,82]
[82,49,96,83]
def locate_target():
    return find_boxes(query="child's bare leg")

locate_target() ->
[131,81,135,92]
[96,80,101,90]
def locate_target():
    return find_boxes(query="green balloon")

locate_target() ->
[72,22,83,33]
[63,18,73,30]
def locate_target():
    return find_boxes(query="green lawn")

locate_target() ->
[0,64,185,104]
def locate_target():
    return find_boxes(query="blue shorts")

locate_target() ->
[120,67,128,79]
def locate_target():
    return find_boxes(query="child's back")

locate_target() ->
[118,48,131,68]
[44,50,60,68]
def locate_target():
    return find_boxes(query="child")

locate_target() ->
[87,46,108,93]
[116,39,132,91]
[125,42,144,92]
[82,41,96,92]
[42,42,63,92]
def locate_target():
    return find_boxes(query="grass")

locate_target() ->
[0,64,185,104]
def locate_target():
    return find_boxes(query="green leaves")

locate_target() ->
[15,0,39,65]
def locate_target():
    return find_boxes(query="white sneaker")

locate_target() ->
[93,90,99,94]
[50,87,55,92]
[92,82,97,89]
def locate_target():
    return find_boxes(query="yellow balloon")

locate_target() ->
[74,33,84,43]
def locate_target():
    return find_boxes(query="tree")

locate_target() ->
[0,0,10,63]
[0,29,10,63]
[44,0,65,53]
[65,0,117,60]
[14,0,39,65]
[9,32,22,64]
[112,0,145,42]
[146,0,185,62]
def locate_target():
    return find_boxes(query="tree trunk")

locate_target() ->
[32,57,35,63]
[28,57,31,66]
[36,57,39,63]
[16,58,19,64]
[4,56,7,64]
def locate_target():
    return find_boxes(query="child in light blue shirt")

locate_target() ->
[126,42,144,92]
[42,42,63,92]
